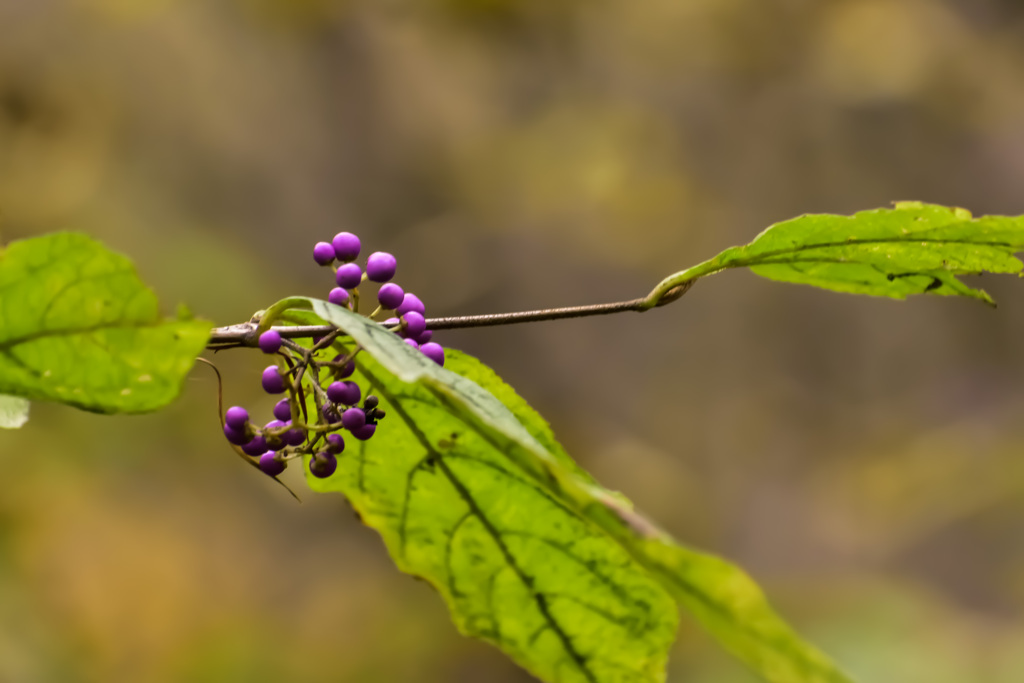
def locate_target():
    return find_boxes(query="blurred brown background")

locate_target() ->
[3,0,1024,681]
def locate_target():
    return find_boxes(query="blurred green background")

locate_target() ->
[3,0,1024,681]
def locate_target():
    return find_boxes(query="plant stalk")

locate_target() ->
[205,280,694,350]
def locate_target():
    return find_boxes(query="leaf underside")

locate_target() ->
[293,298,854,683]
[676,202,1024,305]
[0,233,210,414]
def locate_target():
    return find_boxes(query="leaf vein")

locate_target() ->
[367,371,599,683]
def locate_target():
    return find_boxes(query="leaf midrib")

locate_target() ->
[362,364,599,683]
[432,376,854,683]
[727,235,1018,272]
[0,319,167,351]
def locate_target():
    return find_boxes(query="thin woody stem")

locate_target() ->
[204,280,694,349]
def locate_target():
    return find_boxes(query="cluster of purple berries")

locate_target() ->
[224,338,385,480]
[224,231,447,482]
[313,231,446,368]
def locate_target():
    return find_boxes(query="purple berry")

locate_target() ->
[416,329,433,345]
[322,405,344,427]
[224,423,252,445]
[351,423,376,441]
[333,356,355,378]
[332,232,361,261]
[262,366,287,394]
[420,342,445,367]
[328,287,349,306]
[263,419,287,450]
[326,382,344,403]
[273,399,292,422]
[259,452,286,476]
[401,312,426,339]
[366,252,397,282]
[342,407,366,431]
[241,435,268,456]
[225,406,249,431]
[335,263,362,289]
[396,293,425,316]
[263,433,284,449]
[313,241,336,266]
[327,380,361,406]
[377,282,405,310]
[326,433,345,454]
[404,338,420,350]
[258,330,282,354]
[283,425,306,446]
[264,420,288,444]
[309,451,338,478]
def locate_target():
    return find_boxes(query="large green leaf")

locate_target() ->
[0,232,210,414]
[302,337,677,680]
[287,298,852,683]
[645,202,1024,306]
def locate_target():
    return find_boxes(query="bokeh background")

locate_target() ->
[3,0,1024,681]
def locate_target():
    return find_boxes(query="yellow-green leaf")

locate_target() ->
[648,202,1024,306]
[0,233,210,414]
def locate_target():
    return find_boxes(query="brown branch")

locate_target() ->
[204,281,694,350]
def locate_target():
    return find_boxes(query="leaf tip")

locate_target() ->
[976,290,997,308]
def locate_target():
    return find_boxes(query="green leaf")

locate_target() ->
[0,232,210,414]
[303,332,677,680]
[648,202,1024,306]
[287,298,852,683]
[435,353,853,683]
[0,394,29,429]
